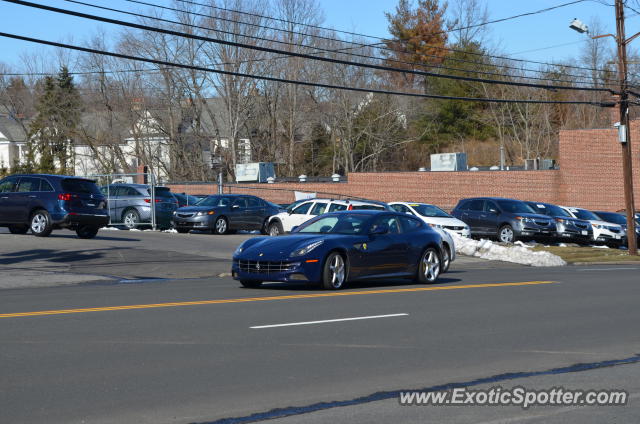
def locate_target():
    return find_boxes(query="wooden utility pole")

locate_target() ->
[615,0,638,255]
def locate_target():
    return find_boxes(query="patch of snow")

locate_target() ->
[558,243,567,247]
[100,227,120,231]
[590,245,610,249]
[162,228,178,233]
[445,231,566,267]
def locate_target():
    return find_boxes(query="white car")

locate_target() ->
[389,202,471,237]
[267,198,387,236]
[561,206,625,245]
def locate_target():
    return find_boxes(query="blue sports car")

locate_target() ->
[231,210,445,289]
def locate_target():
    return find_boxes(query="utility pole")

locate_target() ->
[614,0,638,255]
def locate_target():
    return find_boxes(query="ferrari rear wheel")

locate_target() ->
[415,247,441,284]
[322,252,346,290]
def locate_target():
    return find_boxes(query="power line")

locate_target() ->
[165,0,614,75]
[0,31,615,107]
[129,0,617,81]
[4,0,616,95]
[61,0,610,87]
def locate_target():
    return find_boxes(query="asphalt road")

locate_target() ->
[1,229,639,423]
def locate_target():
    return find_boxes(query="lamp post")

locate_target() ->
[571,3,638,255]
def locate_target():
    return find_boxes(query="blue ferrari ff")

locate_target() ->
[232,210,445,289]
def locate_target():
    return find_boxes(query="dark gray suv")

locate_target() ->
[451,197,556,243]
[0,174,109,238]
[525,201,593,243]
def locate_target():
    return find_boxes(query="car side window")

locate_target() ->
[484,201,498,213]
[16,177,40,192]
[39,179,54,192]
[467,199,484,211]
[126,187,142,196]
[399,216,422,232]
[232,197,248,208]
[310,202,328,216]
[371,215,402,234]
[246,197,260,207]
[328,203,347,212]
[292,202,312,215]
[0,177,18,193]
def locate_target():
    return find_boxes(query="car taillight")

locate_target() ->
[347,204,353,211]
[144,198,162,203]
[58,193,75,201]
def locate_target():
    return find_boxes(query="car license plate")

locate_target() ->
[581,231,588,235]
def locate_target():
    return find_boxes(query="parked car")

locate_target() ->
[232,210,445,289]
[524,201,593,243]
[389,202,470,237]
[451,197,556,243]
[0,174,109,238]
[593,210,640,244]
[266,198,390,236]
[172,194,280,234]
[560,206,624,246]
[100,184,177,230]
[172,192,200,208]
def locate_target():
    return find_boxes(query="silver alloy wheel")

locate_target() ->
[216,217,227,234]
[31,213,47,234]
[442,247,450,271]
[123,211,138,229]
[328,254,345,288]
[422,250,440,282]
[269,224,280,236]
[499,226,514,243]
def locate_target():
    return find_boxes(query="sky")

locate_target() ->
[0,0,632,74]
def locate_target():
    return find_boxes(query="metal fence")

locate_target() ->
[81,172,159,230]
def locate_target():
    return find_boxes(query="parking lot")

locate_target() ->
[0,227,522,289]
[1,227,640,424]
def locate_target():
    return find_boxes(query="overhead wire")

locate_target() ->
[163,0,615,74]
[3,0,617,95]
[58,0,613,87]
[0,31,616,107]
[123,0,622,85]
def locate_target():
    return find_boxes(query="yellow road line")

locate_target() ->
[0,281,555,319]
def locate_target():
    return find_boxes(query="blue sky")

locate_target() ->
[0,0,631,73]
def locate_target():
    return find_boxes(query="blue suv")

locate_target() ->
[0,174,109,238]
[451,197,556,243]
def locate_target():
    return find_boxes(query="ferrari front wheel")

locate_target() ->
[322,252,346,290]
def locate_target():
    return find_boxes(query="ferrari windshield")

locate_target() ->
[296,214,369,234]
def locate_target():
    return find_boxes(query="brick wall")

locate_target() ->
[558,121,640,211]
[168,122,640,212]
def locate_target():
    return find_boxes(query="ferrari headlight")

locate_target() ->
[290,240,324,257]
[234,242,248,256]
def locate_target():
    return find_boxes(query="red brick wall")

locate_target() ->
[558,121,640,211]
[169,170,560,211]
[168,122,640,212]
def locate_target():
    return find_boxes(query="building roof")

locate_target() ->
[0,114,28,143]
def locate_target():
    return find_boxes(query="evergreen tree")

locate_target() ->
[27,67,82,174]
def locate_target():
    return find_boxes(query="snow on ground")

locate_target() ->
[162,228,178,233]
[446,231,566,267]
[100,227,120,231]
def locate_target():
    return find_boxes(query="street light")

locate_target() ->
[571,2,638,256]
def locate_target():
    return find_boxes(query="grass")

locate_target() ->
[532,245,640,264]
